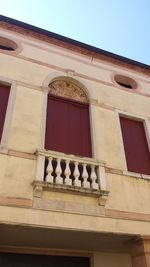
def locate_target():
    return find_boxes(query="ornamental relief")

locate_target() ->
[49,79,88,103]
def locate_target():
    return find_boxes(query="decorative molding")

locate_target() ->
[0,22,149,76]
[33,181,103,198]
[4,51,150,99]
[105,209,150,222]
[105,167,123,175]
[99,190,109,206]
[0,148,36,160]
[49,78,88,103]
[0,196,32,208]
[65,69,75,77]
[8,149,36,160]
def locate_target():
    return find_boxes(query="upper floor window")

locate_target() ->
[0,37,17,52]
[0,83,10,142]
[114,74,137,89]
[120,116,150,175]
[45,78,92,158]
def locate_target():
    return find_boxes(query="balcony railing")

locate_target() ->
[33,150,108,204]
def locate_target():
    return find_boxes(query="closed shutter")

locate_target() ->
[45,95,92,157]
[0,84,10,142]
[120,116,150,175]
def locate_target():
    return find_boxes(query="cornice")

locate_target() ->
[0,20,150,76]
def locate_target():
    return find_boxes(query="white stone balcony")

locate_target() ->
[33,150,109,205]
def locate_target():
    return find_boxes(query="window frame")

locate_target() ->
[40,76,96,159]
[0,34,21,55]
[116,110,150,178]
[111,71,141,93]
[114,74,137,90]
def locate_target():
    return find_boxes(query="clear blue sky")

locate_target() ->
[1,0,150,65]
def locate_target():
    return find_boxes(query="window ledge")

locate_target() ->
[123,171,150,180]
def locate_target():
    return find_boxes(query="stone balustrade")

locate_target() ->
[34,150,108,198]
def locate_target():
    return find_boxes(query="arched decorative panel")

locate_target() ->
[49,78,89,103]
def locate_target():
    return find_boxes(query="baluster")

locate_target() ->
[90,165,99,190]
[64,159,72,185]
[82,163,90,189]
[55,158,63,184]
[45,157,53,183]
[73,161,81,187]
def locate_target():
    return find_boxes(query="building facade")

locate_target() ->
[0,15,150,267]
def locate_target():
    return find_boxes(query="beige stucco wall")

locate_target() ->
[93,106,123,169]
[8,85,42,152]
[106,173,150,213]
[0,154,35,199]
[0,28,150,238]
[0,53,51,87]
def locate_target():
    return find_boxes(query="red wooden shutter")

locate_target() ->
[120,116,150,175]
[0,84,10,142]
[45,95,92,157]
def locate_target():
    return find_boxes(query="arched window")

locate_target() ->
[45,78,92,158]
